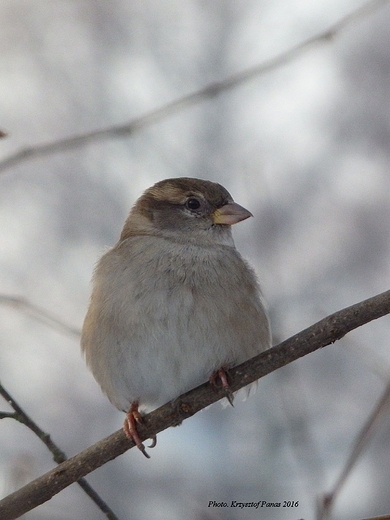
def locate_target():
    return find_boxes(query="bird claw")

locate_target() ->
[148,435,157,448]
[123,401,156,458]
[225,391,234,407]
[209,367,234,407]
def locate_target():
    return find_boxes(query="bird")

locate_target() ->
[81,177,271,457]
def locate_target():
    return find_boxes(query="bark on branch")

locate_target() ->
[1,289,390,520]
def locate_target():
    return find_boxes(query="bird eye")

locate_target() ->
[186,198,201,210]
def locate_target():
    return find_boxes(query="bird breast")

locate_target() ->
[82,235,270,412]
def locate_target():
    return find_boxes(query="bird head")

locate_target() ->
[120,177,252,245]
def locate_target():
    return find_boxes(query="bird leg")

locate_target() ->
[123,401,156,458]
[209,367,234,407]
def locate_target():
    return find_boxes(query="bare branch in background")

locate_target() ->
[0,289,390,520]
[360,516,390,520]
[0,294,81,339]
[0,0,388,175]
[317,380,390,520]
[0,383,119,520]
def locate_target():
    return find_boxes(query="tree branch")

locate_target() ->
[0,383,119,520]
[317,380,390,519]
[0,289,389,519]
[0,294,81,339]
[0,0,388,175]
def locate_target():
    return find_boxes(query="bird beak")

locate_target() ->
[212,202,253,225]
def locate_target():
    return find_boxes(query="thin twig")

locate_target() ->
[0,383,119,520]
[0,412,15,420]
[317,381,390,520]
[0,289,390,520]
[0,0,388,175]
[0,294,81,339]
[359,516,390,520]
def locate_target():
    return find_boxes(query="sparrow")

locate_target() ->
[81,177,271,457]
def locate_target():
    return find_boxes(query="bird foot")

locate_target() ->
[123,401,156,458]
[209,367,234,407]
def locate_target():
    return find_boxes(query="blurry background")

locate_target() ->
[1,1,390,519]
